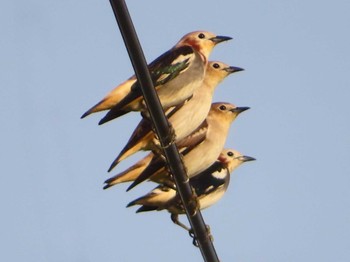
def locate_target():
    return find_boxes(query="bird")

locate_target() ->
[127,148,255,232]
[126,102,250,191]
[107,61,244,171]
[80,31,232,123]
[103,102,249,190]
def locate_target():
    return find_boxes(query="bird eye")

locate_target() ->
[227,151,234,157]
[219,105,227,110]
[213,63,220,69]
[198,33,205,39]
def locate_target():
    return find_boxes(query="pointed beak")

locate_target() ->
[239,156,256,162]
[210,35,233,44]
[224,66,244,74]
[230,106,250,114]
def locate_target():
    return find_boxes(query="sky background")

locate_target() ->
[1,0,350,261]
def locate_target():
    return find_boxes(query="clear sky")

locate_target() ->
[1,0,350,261]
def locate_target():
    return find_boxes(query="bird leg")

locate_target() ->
[152,123,176,150]
[140,110,152,122]
[170,213,213,247]
[162,175,177,190]
[187,187,199,216]
[151,145,166,158]
[170,213,190,231]
[161,123,176,149]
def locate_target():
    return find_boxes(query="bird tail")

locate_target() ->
[81,98,109,119]
[103,153,153,190]
[98,108,129,125]
[136,205,159,213]
[98,82,144,124]
[107,141,149,172]
[81,78,135,119]
[127,185,176,208]
[126,156,165,191]
[107,121,154,172]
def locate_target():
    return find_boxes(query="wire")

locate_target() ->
[108,0,220,261]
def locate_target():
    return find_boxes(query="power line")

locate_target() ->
[108,0,220,261]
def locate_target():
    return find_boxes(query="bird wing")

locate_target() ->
[190,161,228,196]
[100,45,194,123]
[176,119,208,155]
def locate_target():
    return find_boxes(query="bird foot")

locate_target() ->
[171,213,190,231]
[188,188,199,216]
[151,121,176,149]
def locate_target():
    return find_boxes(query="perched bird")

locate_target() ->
[126,102,250,191]
[127,148,255,231]
[107,61,244,171]
[103,103,249,190]
[80,31,232,123]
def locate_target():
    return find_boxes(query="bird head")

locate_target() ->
[218,149,256,172]
[175,31,232,58]
[205,61,244,87]
[210,102,250,123]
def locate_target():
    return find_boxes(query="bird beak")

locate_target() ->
[210,35,233,44]
[224,66,244,74]
[230,106,250,114]
[239,156,256,162]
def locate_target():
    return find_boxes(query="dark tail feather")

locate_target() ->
[99,108,129,125]
[81,111,90,119]
[136,205,158,213]
[107,119,152,172]
[126,157,164,191]
[81,108,95,119]
[108,155,122,173]
[126,200,137,208]
[111,83,142,110]
[107,138,139,173]
[98,85,142,125]
[103,183,112,190]
[81,98,108,119]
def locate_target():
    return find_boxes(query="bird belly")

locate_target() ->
[198,188,226,210]
[170,95,211,141]
[184,135,226,178]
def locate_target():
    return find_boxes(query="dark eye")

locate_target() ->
[198,33,205,39]
[213,63,220,69]
[227,151,234,157]
[219,105,226,110]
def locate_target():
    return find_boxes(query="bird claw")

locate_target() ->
[170,213,190,231]
[141,111,174,151]
[151,125,176,158]
[151,146,165,158]
[187,188,199,216]
[151,121,176,150]
[160,123,176,149]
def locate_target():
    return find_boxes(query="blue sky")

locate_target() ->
[1,0,350,261]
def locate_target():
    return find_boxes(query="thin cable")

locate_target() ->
[108,1,220,261]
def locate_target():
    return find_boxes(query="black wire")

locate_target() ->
[108,0,220,261]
